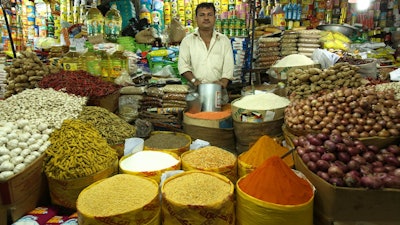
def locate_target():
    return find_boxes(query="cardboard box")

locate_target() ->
[0,154,48,225]
[293,152,400,225]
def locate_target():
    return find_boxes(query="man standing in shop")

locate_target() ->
[178,2,234,92]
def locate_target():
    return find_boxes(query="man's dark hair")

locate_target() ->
[195,2,216,16]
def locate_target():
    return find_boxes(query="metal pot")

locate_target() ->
[316,24,359,37]
[198,83,222,112]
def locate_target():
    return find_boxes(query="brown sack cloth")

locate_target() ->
[168,18,186,43]
[135,28,156,44]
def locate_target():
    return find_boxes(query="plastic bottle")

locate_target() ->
[104,3,122,42]
[100,51,111,80]
[139,4,152,23]
[109,48,128,81]
[62,45,81,71]
[265,0,273,17]
[79,0,87,24]
[86,1,104,37]
[272,1,285,30]
[81,42,102,76]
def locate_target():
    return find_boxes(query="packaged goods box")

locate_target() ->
[293,152,400,225]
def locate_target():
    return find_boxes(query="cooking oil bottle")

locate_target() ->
[100,50,111,81]
[81,42,102,76]
[62,45,81,71]
[86,1,104,37]
[104,3,122,43]
[109,47,128,81]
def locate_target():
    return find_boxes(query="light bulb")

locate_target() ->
[356,0,371,11]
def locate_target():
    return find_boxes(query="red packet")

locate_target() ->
[13,206,59,225]
[45,216,69,225]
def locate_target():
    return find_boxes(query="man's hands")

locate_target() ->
[213,78,229,89]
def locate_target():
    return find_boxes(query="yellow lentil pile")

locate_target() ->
[78,106,136,145]
[44,119,118,180]
[163,172,232,205]
[77,174,159,217]
[182,146,236,169]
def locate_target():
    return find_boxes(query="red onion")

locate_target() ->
[383,175,400,188]
[336,143,348,152]
[307,136,322,146]
[305,144,317,153]
[344,171,361,187]
[317,171,330,182]
[371,161,383,168]
[296,146,307,156]
[342,137,355,146]
[361,175,383,189]
[337,152,351,163]
[307,161,317,172]
[329,133,343,144]
[315,146,326,154]
[301,153,311,163]
[328,165,344,178]
[352,155,367,165]
[316,160,331,172]
[363,151,376,163]
[329,177,345,187]
[387,145,400,156]
[347,160,360,171]
[384,156,400,167]
[392,168,400,177]
[347,146,361,156]
[366,145,380,154]
[360,164,372,175]
[334,160,349,173]
[321,152,336,162]
[316,133,328,142]
[385,165,397,174]
[324,140,337,152]
[309,152,321,162]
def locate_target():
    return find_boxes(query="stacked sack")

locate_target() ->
[280,31,299,57]
[139,84,189,131]
[297,29,322,58]
[255,37,281,68]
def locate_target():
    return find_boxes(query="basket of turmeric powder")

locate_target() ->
[238,135,294,178]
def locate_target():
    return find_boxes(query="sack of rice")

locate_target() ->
[268,54,319,83]
[161,171,235,225]
[143,131,191,156]
[231,92,290,123]
[181,146,237,183]
[77,174,160,225]
[119,150,181,183]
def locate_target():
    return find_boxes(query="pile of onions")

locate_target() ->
[294,133,400,189]
[285,86,400,138]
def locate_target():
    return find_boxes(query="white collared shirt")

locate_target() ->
[178,28,234,83]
